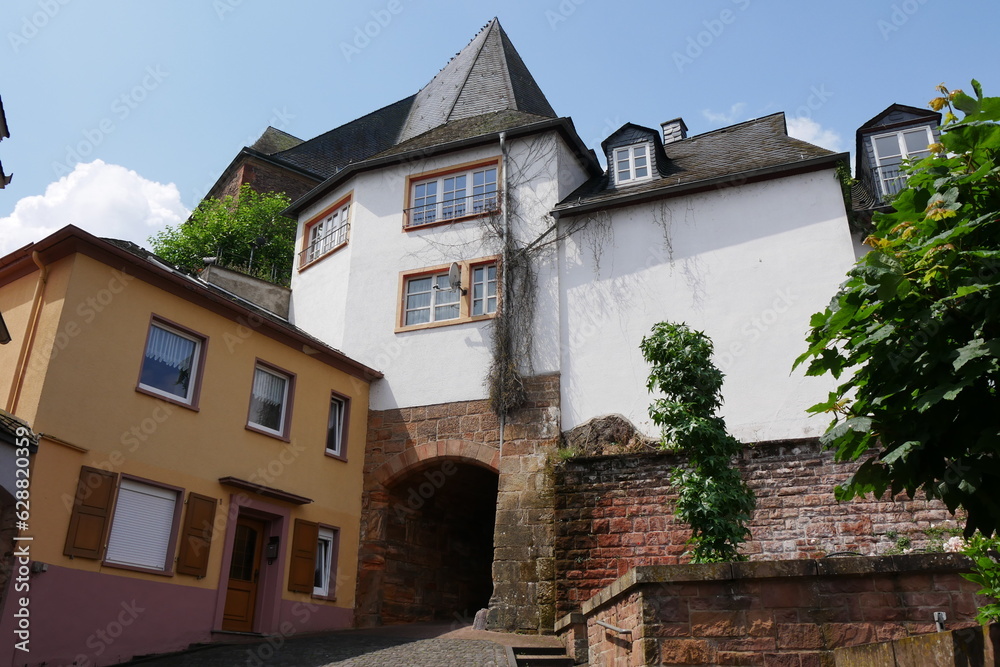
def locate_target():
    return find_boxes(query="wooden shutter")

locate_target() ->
[176,493,217,577]
[288,519,318,593]
[64,466,117,559]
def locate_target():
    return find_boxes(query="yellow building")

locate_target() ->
[0,226,379,667]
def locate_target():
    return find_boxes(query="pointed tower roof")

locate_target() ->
[398,18,556,142]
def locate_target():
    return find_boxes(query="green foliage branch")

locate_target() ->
[641,322,756,562]
[796,80,1000,537]
[961,533,1000,624]
[150,184,296,285]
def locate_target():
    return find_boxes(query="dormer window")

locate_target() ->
[614,144,652,185]
[870,127,934,198]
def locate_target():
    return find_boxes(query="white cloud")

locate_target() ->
[702,103,747,126]
[0,160,189,255]
[786,117,844,152]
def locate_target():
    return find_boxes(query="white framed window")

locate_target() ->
[614,144,651,185]
[313,526,337,597]
[407,163,498,228]
[138,319,204,406]
[326,394,348,458]
[871,127,934,198]
[247,363,293,438]
[105,478,180,572]
[403,272,461,326]
[471,263,498,316]
[397,258,500,331]
[301,197,351,267]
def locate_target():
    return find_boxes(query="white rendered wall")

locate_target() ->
[289,132,590,411]
[557,170,856,442]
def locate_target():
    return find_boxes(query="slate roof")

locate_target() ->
[554,113,845,215]
[857,103,939,132]
[374,109,555,158]
[0,408,37,449]
[398,18,555,142]
[1,95,9,189]
[206,18,559,202]
[250,127,304,155]
[271,95,416,178]
[0,97,8,141]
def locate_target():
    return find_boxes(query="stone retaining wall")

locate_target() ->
[579,554,984,666]
[554,440,961,619]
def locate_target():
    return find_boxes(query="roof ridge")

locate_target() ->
[686,112,787,141]
[444,19,499,122]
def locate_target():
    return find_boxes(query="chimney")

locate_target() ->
[661,118,688,145]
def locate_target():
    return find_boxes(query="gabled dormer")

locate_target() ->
[602,119,685,188]
[855,103,941,207]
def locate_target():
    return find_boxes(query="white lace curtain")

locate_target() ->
[145,326,195,371]
[252,368,286,407]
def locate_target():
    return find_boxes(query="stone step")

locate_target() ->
[508,645,575,667]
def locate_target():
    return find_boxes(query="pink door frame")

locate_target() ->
[212,493,291,634]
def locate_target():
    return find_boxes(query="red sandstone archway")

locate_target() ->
[373,440,500,487]
[360,441,500,625]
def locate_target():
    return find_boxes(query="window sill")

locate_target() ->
[245,423,291,443]
[135,385,200,412]
[395,312,496,334]
[102,560,175,577]
[613,176,655,188]
[311,593,338,602]
[324,450,348,463]
[297,241,348,273]
[403,209,498,232]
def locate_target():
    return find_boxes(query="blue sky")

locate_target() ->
[1,0,996,253]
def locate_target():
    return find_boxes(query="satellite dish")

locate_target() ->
[448,262,462,290]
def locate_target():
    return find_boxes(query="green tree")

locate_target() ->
[150,184,297,284]
[640,322,756,562]
[796,81,1000,537]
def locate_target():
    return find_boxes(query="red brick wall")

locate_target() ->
[555,440,961,618]
[585,556,984,666]
[208,158,320,203]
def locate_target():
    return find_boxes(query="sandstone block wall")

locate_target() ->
[583,555,984,667]
[357,373,561,632]
[555,440,962,619]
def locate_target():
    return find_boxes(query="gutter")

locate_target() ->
[284,117,602,218]
[6,251,48,414]
[552,152,850,219]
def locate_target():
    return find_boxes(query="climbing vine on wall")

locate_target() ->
[640,322,756,562]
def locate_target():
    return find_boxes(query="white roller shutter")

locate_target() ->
[105,479,178,570]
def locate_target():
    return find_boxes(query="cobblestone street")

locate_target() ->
[123,623,559,667]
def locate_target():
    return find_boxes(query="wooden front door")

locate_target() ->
[222,516,266,632]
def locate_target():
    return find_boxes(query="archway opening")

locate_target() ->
[382,460,498,624]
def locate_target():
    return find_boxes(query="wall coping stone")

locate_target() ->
[554,612,585,632]
[556,436,821,466]
[580,553,972,616]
